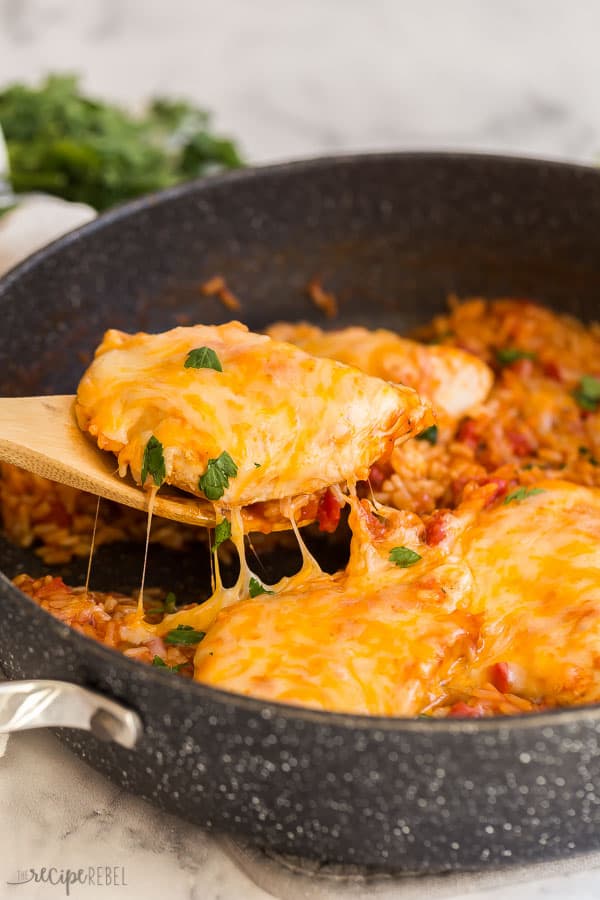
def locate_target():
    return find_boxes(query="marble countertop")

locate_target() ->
[2,2,600,898]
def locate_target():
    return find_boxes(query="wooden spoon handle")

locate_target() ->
[0,395,216,526]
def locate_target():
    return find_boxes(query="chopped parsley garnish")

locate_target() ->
[184,346,222,371]
[213,518,231,552]
[254,462,261,468]
[573,375,600,412]
[152,655,169,667]
[145,591,177,617]
[503,486,546,505]
[141,435,166,487]
[496,347,537,366]
[249,577,274,598]
[198,451,238,500]
[388,546,422,568]
[164,624,206,646]
[416,424,438,445]
[152,656,185,672]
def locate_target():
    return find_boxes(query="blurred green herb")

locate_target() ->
[503,486,546,505]
[164,591,177,613]
[0,74,244,211]
[496,347,537,366]
[152,655,186,672]
[573,375,600,413]
[415,424,438,445]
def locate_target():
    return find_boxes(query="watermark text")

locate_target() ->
[7,866,127,895]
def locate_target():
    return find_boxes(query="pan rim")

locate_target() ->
[2,147,600,294]
[2,149,600,735]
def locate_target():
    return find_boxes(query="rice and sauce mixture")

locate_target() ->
[3,297,600,717]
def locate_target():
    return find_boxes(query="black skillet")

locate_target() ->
[1,153,600,873]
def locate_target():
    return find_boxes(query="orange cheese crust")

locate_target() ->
[267,322,493,418]
[194,481,600,716]
[13,302,600,719]
[75,322,432,507]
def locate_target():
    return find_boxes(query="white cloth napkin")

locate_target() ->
[0,194,95,277]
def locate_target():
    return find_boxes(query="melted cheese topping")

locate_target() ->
[267,322,493,418]
[72,319,600,718]
[456,480,600,705]
[76,322,432,506]
[192,481,600,715]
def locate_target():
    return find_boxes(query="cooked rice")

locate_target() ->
[375,298,600,514]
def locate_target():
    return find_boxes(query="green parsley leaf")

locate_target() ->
[416,424,438,445]
[141,435,166,487]
[198,451,238,500]
[248,576,274,598]
[217,451,237,477]
[184,346,222,371]
[388,546,422,568]
[152,655,170,668]
[496,347,537,366]
[503,486,546,505]
[573,375,600,412]
[254,462,261,468]
[213,518,231,552]
[164,624,206,646]
[145,590,177,617]
[152,655,185,672]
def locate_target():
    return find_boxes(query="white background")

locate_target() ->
[2,0,600,165]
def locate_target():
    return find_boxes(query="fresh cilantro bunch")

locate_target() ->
[0,74,243,210]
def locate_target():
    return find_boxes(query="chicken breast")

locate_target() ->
[194,480,600,716]
[267,322,493,418]
[76,321,432,508]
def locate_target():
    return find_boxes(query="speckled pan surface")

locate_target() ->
[2,152,600,872]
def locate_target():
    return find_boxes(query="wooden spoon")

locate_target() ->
[0,396,301,532]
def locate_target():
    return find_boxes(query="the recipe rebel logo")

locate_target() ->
[6,866,128,895]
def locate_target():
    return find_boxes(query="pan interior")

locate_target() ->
[1,154,599,605]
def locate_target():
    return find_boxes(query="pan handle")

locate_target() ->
[0,680,142,749]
